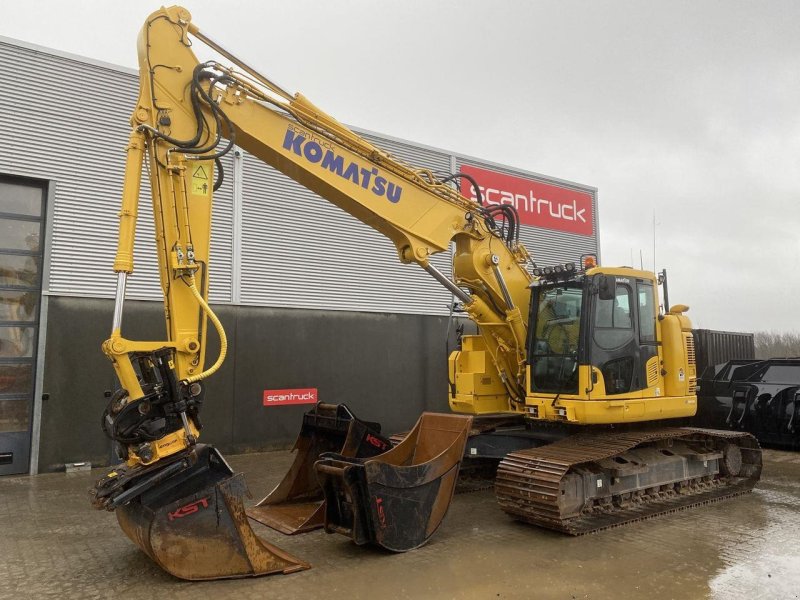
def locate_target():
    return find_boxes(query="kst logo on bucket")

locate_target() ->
[460,164,594,236]
[263,388,318,407]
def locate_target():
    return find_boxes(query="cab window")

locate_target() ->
[532,287,582,356]
[637,281,656,343]
[529,285,582,394]
[594,283,633,349]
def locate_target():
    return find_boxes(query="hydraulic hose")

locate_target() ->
[183,275,227,384]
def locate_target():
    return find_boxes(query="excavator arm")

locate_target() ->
[104,5,532,470]
[92,5,531,580]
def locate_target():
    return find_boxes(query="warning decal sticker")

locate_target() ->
[191,164,211,196]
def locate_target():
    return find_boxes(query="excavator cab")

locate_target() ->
[522,262,698,424]
[528,268,658,397]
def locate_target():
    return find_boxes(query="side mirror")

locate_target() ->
[597,274,616,301]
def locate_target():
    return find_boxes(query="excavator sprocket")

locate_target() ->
[495,427,762,535]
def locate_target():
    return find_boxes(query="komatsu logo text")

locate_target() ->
[283,125,402,203]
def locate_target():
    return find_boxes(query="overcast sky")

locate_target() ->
[3,1,798,332]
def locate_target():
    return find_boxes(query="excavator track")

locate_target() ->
[495,427,762,535]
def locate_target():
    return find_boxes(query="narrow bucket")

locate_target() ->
[316,412,473,552]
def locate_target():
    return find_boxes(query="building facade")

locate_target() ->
[0,37,599,474]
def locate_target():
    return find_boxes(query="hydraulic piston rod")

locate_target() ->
[111,272,127,333]
[423,263,472,304]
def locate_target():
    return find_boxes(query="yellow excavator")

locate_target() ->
[91,5,762,581]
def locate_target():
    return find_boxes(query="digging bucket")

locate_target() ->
[104,445,310,580]
[247,403,391,535]
[316,412,473,552]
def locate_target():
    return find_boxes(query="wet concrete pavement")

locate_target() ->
[1,448,799,600]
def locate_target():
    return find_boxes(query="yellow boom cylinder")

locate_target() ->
[113,130,146,273]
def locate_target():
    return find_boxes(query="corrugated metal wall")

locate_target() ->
[692,329,756,376]
[0,40,234,304]
[238,131,455,314]
[0,38,598,316]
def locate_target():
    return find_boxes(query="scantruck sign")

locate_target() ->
[460,164,593,236]
[263,388,318,406]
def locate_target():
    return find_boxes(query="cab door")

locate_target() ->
[590,279,640,395]
[635,279,659,392]
[589,276,659,396]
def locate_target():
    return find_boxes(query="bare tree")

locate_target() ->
[753,331,800,359]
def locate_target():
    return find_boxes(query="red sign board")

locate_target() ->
[263,388,318,407]
[460,164,593,236]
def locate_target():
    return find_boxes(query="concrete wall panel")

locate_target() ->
[38,297,451,471]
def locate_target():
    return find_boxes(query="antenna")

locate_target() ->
[653,209,657,273]
[639,249,643,270]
